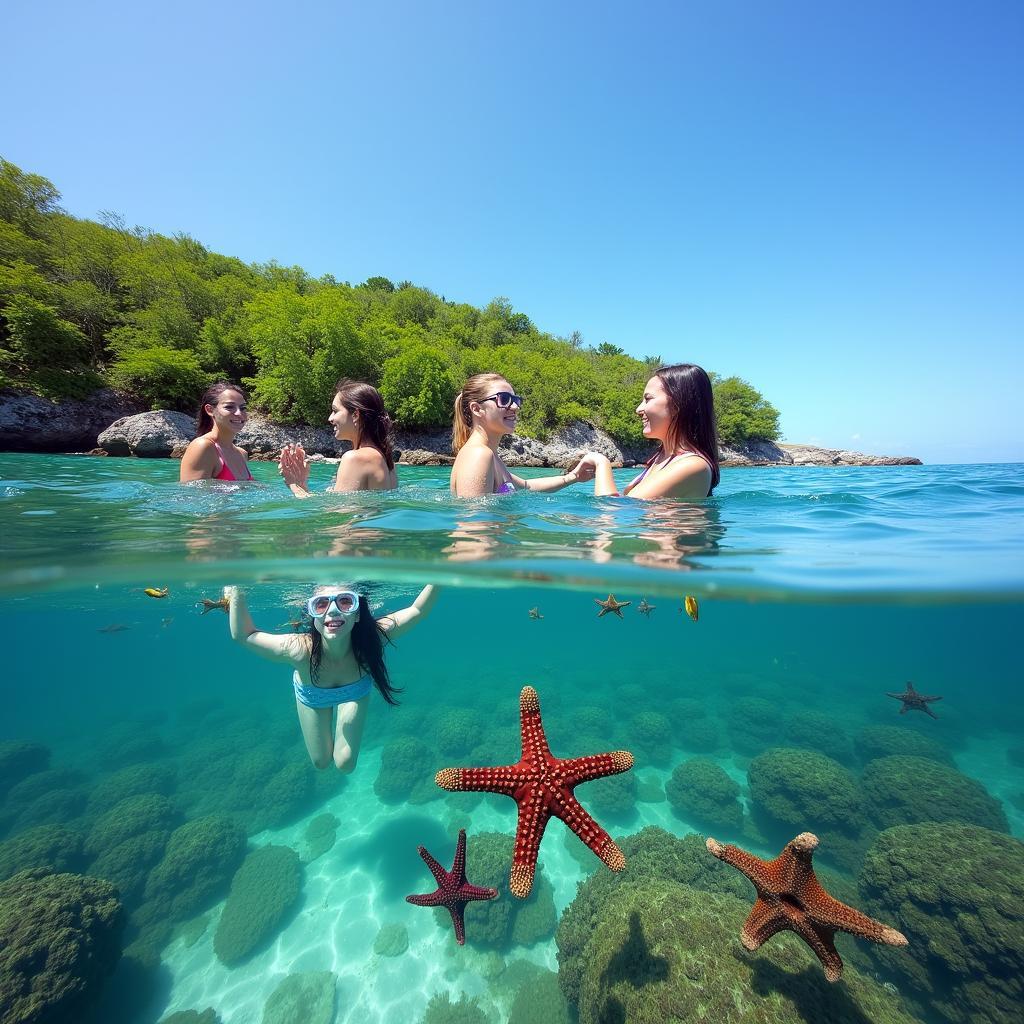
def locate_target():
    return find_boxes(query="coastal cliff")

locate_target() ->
[0,392,922,467]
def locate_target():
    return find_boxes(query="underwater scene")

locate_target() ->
[1,454,1022,1024]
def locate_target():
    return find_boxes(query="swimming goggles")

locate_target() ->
[307,591,360,618]
[482,391,524,409]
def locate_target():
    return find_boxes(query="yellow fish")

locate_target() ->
[684,595,699,622]
[144,587,169,599]
[201,597,231,615]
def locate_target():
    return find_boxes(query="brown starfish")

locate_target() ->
[200,596,231,615]
[886,681,942,718]
[706,832,907,981]
[405,828,498,945]
[637,599,655,617]
[595,594,631,618]
[436,685,633,898]
[529,607,543,620]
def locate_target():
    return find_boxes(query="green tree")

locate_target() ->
[713,376,781,443]
[362,276,395,293]
[108,346,209,408]
[379,344,455,428]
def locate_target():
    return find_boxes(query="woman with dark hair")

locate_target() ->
[179,382,254,483]
[450,371,598,496]
[225,583,437,772]
[279,379,397,496]
[591,363,720,500]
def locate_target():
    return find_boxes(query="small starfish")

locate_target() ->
[277,618,306,630]
[200,596,230,615]
[684,595,699,622]
[529,607,543,620]
[405,828,498,945]
[436,685,633,897]
[886,681,942,718]
[595,594,631,618]
[706,832,908,982]
[637,598,655,617]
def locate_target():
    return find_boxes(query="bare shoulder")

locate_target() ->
[342,447,383,466]
[281,633,311,661]
[458,445,494,470]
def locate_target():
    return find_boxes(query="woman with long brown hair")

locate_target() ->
[279,379,398,496]
[179,381,254,483]
[449,372,599,497]
[591,363,720,500]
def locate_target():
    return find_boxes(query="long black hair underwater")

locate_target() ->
[309,595,400,705]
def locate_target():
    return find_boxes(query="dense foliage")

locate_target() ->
[0,158,780,444]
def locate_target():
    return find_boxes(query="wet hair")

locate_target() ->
[194,382,247,438]
[309,595,400,705]
[650,363,720,493]
[334,379,395,470]
[452,372,507,452]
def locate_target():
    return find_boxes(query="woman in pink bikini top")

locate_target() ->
[179,381,255,483]
[589,363,720,501]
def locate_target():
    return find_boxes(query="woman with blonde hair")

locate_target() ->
[449,372,598,497]
[279,379,398,496]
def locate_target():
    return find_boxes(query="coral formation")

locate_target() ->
[859,822,1024,1024]
[372,923,409,957]
[626,711,674,766]
[374,737,438,805]
[84,793,180,857]
[665,758,744,831]
[213,846,302,966]
[580,771,638,818]
[727,697,784,756]
[784,710,856,764]
[0,824,85,882]
[854,724,954,766]
[88,763,177,814]
[419,992,488,1024]
[436,709,486,759]
[0,741,49,800]
[299,813,339,864]
[861,756,1009,832]
[260,971,335,1024]
[159,1011,218,1024]
[0,868,124,1024]
[507,966,571,1024]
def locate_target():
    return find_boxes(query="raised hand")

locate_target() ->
[570,452,608,482]
[278,444,311,488]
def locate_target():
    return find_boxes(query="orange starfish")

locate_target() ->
[706,832,908,981]
[595,594,631,618]
[436,685,633,898]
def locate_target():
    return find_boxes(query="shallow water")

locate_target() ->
[1,454,1022,1024]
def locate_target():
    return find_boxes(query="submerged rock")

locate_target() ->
[260,971,335,1024]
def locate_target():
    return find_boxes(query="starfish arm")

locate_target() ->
[562,750,633,786]
[706,838,775,893]
[740,898,790,949]
[559,792,627,872]
[435,766,520,796]
[406,890,442,907]
[447,904,467,945]
[451,830,468,884]
[923,705,939,718]
[460,884,499,901]
[885,692,902,700]
[808,890,909,946]
[519,686,553,761]
[924,694,942,702]
[509,796,553,899]
[416,846,452,888]
[798,921,845,982]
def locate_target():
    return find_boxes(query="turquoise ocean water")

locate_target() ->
[1,454,1022,1024]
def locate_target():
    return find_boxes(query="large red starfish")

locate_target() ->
[405,828,498,945]
[706,832,908,981]
[435,685,633,898]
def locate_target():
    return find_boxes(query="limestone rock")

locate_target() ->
[0,388,143,452]
[235,415,340,459]
[98,411,194,457]
[779,443,922,467]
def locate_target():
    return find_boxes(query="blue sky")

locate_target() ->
[3,0,1022,463]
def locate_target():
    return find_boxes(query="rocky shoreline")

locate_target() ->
[0,390,922,467]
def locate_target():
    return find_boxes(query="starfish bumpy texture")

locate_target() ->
[886,681,942,718]
[405,828,498,945]
[595,594,631,617]
[706,832,908,981]
[435,685,633,897]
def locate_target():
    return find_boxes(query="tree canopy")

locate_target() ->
[0,157,781,445]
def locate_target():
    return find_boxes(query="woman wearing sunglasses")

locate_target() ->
[224,583,437,772]
[450,372,598,497]
[279,379,398,496]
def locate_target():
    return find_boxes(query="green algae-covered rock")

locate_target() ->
[861,756,1009,832]
[784,710,856,764]
[0,868,124,1024]
[213,845,301,966]
[579,771,637,818]
[507,966,570,1024]
[568,880,918,1024]
[373,922,409,957]
[747,747,867,872]
[159,1010,218,1024]
[261,971,334,1024]
[859,822,1024,1024]
[855,724,955,766]
[299,813,339,864]
[627,711,674,766]
[374,737,438,805]
[419,992,488,1024]
[88,763,178,814]
[666,758,744,831]
[0,741,49,800]
[0,824,85,882]
[727,697,784,756]
[84,793,179,857]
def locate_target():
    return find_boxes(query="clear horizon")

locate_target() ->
[2,1,1021,464]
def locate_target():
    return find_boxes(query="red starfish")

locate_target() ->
[435,685,633,898]
[706,832,908,981]
[405,828,498,945]
[886,681,942,718]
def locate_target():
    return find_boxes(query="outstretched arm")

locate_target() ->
[509,452,598,493]
[225,586,305,662]
[379,585,438,640]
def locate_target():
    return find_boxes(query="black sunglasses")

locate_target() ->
[482,392,524,409]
